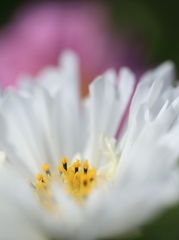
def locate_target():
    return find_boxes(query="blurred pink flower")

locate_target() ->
[0,2,146,94]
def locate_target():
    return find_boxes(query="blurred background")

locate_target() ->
[1,0,179,96]
[1,0,179,239]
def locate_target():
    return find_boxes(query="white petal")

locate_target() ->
[0,169,47,240]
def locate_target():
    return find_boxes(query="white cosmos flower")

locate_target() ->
[0,50,179,240]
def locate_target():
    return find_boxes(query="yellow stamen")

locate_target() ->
[28,157,98,210]
[60,156,68,171]
[73,159,81,173]
[36,173,44,181]
[42,162,50,172]
[27,134,119,211]
[82,160,89,174]
[60,156,68,164]
[73,159,81,168]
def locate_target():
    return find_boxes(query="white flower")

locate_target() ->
[0,50,179,240]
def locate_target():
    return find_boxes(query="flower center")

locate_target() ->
[26,157,98,210]
[26,134,119,211]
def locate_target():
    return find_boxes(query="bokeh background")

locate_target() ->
[1,0,179,96]
[1,0,179,239]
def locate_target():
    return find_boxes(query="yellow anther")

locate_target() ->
[82,160,89,174]
[82,160,89,169]
[42,162,50,172]
[61,156,68,164]
[61,156,68,171]
[73,159,81,168]
[36,173,44,181]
